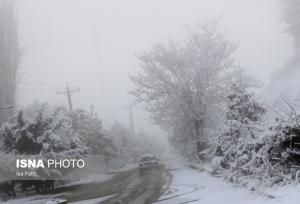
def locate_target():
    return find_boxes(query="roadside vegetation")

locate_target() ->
[130,0,300,189]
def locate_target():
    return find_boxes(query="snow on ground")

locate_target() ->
[60,161,137,187]
[0,172,112,203]
[109,163,137,174]
[158,158,300,204]
[1,194,115,204]
[1,193,68,204]
[69,194,115,204]
[61,172,112,187]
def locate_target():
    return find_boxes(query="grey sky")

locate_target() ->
[16,0,292,134]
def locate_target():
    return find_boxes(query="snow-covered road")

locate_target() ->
[1,166,166,204]
[157,159,300,204]
[3,159,300,204]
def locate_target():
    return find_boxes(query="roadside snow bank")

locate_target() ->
[161,158,300,204]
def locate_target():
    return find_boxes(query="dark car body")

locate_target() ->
[138,154,159,174]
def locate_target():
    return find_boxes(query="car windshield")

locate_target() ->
[140,156,155,162]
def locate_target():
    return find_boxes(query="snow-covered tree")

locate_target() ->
[108,121,142,163]
[281,0,300,49]
[131,21,238,160]
[0,103,108,184]
[0,105,70,155]
[213,83,266,182]
[71,109,105,153]
[107,121,162,165]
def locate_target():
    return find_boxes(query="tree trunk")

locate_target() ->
[194,117,206,160]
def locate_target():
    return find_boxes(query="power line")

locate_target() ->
[17,81,58,88]
[18,77,59,87]
[0,104,14,110]
[0,75,59,87]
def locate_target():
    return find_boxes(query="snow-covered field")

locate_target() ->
[157,159,300,204]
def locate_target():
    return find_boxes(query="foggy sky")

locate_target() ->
[16,0,292,135]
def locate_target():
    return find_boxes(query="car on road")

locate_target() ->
[138,154,159,174]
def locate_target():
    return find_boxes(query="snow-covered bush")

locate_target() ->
[0,105,71,155]
[212,83,266,184]
[223,115,300,187]
[0,104,105,181]
[71,109,105,154]
[260,115,300,185]
[213,83,300,187]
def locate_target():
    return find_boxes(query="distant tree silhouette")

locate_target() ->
[0,0,20,124]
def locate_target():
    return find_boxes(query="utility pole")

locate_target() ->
[57,83,80,113]
[129,105,135,135]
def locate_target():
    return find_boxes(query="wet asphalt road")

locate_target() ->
[47,165,169,204]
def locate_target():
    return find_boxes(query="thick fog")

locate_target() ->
[16,0,292,134]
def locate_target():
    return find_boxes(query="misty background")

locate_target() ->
[16,0,292,136]
[3,0,300,202]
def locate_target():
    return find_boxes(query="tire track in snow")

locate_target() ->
[176,199,201,204]
[154,184,200,203]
